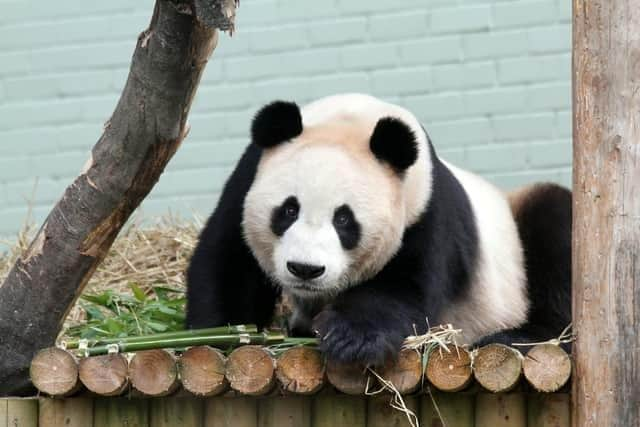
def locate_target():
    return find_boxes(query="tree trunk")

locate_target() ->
[0,0,235,395]
[573,1,640,426]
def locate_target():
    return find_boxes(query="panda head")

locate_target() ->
[243,95,432,298]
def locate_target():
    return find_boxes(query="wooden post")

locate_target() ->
[573,1,640,426]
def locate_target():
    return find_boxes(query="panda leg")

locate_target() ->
[186,143,278,330]
[513,183,572,344]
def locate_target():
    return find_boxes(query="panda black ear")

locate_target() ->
[370,117,419,174]
[251,101,303,148]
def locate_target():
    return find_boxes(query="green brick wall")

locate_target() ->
[0,0,571,235]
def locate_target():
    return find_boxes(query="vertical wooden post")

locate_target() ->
[573,1,640,426]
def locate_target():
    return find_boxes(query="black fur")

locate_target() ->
[333,204,361,250]
[474,183,572,353]
[186,143,279,330]
[370,117,419,174]
[270,196,300,237]
[251,101,303,148]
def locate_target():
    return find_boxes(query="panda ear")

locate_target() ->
[369,117,419,174]
[251,101,303,148]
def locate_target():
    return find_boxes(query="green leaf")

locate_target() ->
[130,283,147,302]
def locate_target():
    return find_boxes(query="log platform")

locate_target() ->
[17,343,572,426]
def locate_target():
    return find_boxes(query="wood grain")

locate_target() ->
[573,1,640,426]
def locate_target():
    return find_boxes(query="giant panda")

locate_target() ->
[186,93,571,365]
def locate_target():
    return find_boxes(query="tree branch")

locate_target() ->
[0,0,231,395]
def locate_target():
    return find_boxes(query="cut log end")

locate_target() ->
[326,360,370,395]
[523,344,571,392]
[78,353,129,396]
[129,349,179,396]
[226,346,275,395]
[276,346,325,395]
[473,344,522,393]
[179,346,228,397]
[426,345,473,392]
[378,349,423,394]
[30,348,79,397]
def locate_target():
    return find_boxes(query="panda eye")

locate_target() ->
[285,204,299,219]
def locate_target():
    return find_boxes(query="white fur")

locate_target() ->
[243,94,434,296]
[438,161,528,344]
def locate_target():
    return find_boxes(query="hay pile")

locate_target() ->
[0,215,201,325]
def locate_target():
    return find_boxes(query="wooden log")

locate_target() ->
[276,347,325,395]
[129,350,179,397]
[475,393,527,427]
[30,348,79,397]
[420,392,474,427]
[4,399,38,427]
[523,344,571,392]
[226,346,275,396]
[573,1,640,426]
[311,395,366,427]
[93,398,149,427]
[426,346,473,392]
[377,349,422,395]
[150,397,203,427]
[528,394,571,427]
[258,397,312,427]
[179,346,228,397]
[326,361,369,395]
[38,398,93,427]
[473,344,522,393]
[367,395,419,427]
[0,0,223,396]
[204,397,257,427]
[78,354,128,396]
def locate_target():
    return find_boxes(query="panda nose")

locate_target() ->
[287,261,325,280]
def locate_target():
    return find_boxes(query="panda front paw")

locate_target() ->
[312,309,403,366]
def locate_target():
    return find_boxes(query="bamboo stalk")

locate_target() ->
[276,347,325,395]
[62,324,258,349]
[473,344,523,393]
[179,346,228,397]
[129,349,179,397]
[523,344,571,392]
[77,332,284,356]
[78,354,129,396]
[426,345,473,392]
[377,349,423,395]
[326,361,370,395]
[30,348,80,397]
[226,346,276,396]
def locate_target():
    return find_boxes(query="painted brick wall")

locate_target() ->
[0,0,571,235]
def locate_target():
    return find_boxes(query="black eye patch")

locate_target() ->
[333,204,361,250]
[270,196,300,236]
